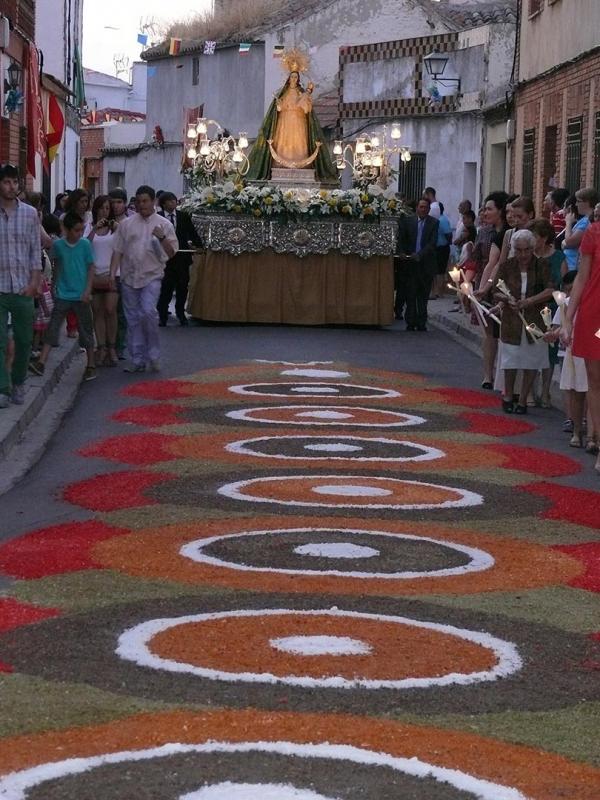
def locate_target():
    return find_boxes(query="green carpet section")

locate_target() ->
[0,674,167,738]
[457,516,600,545]
[417,587,600,633]
[9,570,243,611]
[391,703,600,766]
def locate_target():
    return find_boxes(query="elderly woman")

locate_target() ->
[494,229,555,414]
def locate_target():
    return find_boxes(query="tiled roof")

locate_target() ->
[421,1,517,30]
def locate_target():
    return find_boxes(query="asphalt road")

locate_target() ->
[1,318,597,549]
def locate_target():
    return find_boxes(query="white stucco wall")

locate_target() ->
[262,0,449,113]
[519,0,600,82]
[103,146,185,200]
[343,114,481,226]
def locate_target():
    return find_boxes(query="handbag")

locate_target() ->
[92,274,112,291]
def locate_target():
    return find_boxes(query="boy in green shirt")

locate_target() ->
[31,212,97,381]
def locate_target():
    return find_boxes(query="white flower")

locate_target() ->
[367,184,383,196]
[222,181,236,195]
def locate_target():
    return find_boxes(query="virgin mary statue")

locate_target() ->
[246,49,338,182]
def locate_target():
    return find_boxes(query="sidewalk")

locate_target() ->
[0,338,86,495]
[427,294,565,408]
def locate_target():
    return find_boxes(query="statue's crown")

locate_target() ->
[281,47,310,74]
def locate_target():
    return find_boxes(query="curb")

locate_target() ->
[0,339,85,494]
[428,299,565,411]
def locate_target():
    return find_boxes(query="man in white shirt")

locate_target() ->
[423,186,441,220]
[109,185,178,373]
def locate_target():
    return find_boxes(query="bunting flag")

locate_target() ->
[73,42,86,109]
[238,43,251,55]
[273,45,284,58]
[169,37,182,56]
[46,94,65,164]
[26,43,48,177]
[203,40,216,55]
[137,33,148,46]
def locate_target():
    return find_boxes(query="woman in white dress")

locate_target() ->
[493,229,555,414]
[87,195,118,366]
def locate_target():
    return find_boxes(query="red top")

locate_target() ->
[550,209,565,235]
[572,222,600,361]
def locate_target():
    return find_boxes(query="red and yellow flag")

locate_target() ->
[46,94,65,164]
[169,37,182,56]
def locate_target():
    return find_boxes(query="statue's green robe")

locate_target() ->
[246,86,338,183]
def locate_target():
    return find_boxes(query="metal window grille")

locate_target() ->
[543,125,558,190]
[565,117,583,194]
[522,129,535,198]
[397,153,426,204]
[192,57,200,86]
[528,0,543,16]
[593,112,600,195]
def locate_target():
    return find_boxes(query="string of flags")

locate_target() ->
[136,31,276,59]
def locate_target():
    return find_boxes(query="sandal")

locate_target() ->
[106,343,118,367]
[481,381,493,390]
[95,345,106,366]
[514,404,528,415]
[569,434,583,448]
[501,398,514,414]
[585,439,599,455]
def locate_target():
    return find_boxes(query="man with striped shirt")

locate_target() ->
[0,164,42,407]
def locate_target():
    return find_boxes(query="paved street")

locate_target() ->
[0,320,599,799]
[1,318,598,543]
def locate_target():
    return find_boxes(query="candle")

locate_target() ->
[449,266,461,285]
[596,329,600,340]
[526,323,544,340]
[552,291,567,324]
[540,306,552,330]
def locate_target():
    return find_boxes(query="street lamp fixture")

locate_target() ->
[4,60,22,92]
[423,50,461,92]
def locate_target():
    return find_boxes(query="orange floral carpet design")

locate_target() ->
[0,362,599,799]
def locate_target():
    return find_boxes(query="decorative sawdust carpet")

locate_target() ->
[1,362,599,799]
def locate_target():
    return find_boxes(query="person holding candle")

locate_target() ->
[474,191,510,389]
[494,229,554,414]
[562,217,600,473]
[529,217,566,407]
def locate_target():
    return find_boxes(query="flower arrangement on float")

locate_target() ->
[180,181,402,221]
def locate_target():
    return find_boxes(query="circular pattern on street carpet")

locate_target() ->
[0,361,598,800]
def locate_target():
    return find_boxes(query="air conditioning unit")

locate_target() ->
[506,118,515,142]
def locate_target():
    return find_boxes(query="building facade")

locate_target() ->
[512,0,600,209]
[0,0,35,181]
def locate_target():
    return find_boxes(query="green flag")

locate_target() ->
[73,42,86,109]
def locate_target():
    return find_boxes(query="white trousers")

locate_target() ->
[121,278,162,366]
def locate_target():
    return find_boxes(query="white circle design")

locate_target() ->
[181,783,337,800]
[116,608,522,690]
[226,406,426,427]
[0,741,528,800]
[217,475,484,511]
[270,635,373,657]
[224,436,445,462]
[292,386,340,394]
[295,411,354,420]
[180,528,494,580]
[228,383,401,399]
[304,443,363,453]
[281,369,351,379]
[293,542,380,560]
[312,485,392,497]
[253,359,335,365]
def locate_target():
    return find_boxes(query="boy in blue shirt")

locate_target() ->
[31,212,97,381]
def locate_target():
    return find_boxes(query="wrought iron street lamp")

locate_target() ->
[423,50,461,92]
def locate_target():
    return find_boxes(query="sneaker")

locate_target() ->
[0,394,10,409]
[562,418,574,433]
[123,363,145,373]
[29,359,45,376]
[149,359,161,373]
[83,366,97,382]
[11,384,25,405]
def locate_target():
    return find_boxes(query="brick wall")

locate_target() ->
[512,48,600,211]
